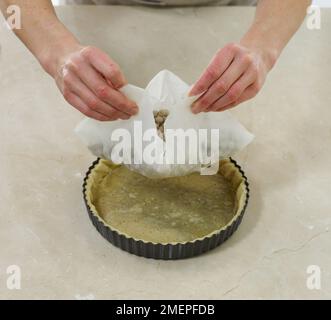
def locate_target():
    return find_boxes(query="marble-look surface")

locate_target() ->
[0,6,330,300]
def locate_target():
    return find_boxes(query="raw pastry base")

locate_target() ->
[85,159,248,245]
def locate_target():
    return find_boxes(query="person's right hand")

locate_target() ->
[53,45,138,121]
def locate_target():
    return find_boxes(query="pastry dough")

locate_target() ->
[85,159,247,244]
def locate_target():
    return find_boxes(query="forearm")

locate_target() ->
[241,0,312,69]
[0,0,80,75]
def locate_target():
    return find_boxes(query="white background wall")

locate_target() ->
[51,0,331,6]
[313,0,331,6]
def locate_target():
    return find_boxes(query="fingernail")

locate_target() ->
[192,101,200,109]
[189,88,198,97]
[132,105,139,115]
[115,82,125,90]
[192,100,201,113]
[191,106,199,114]
[189,85,205,97]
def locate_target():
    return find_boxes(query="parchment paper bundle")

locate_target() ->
[75,70,253,178]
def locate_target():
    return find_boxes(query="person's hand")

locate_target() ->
[52,45,138,121]
[190,42,275,113]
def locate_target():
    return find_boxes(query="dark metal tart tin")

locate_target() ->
[83,158,249,260]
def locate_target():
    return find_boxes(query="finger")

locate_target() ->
[208,67,257,112]
[214,101,238,112]
[192,54,252,113]
[63,91,111,121]
[81,46,126,89]
[235,84,259,105]
[62,71,129,119]
[72,63,138,116]
[189,44,237,97]
[213,84,259,112]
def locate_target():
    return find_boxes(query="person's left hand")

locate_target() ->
[190,43,275,113]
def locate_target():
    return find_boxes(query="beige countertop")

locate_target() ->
[0,6,330,300]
